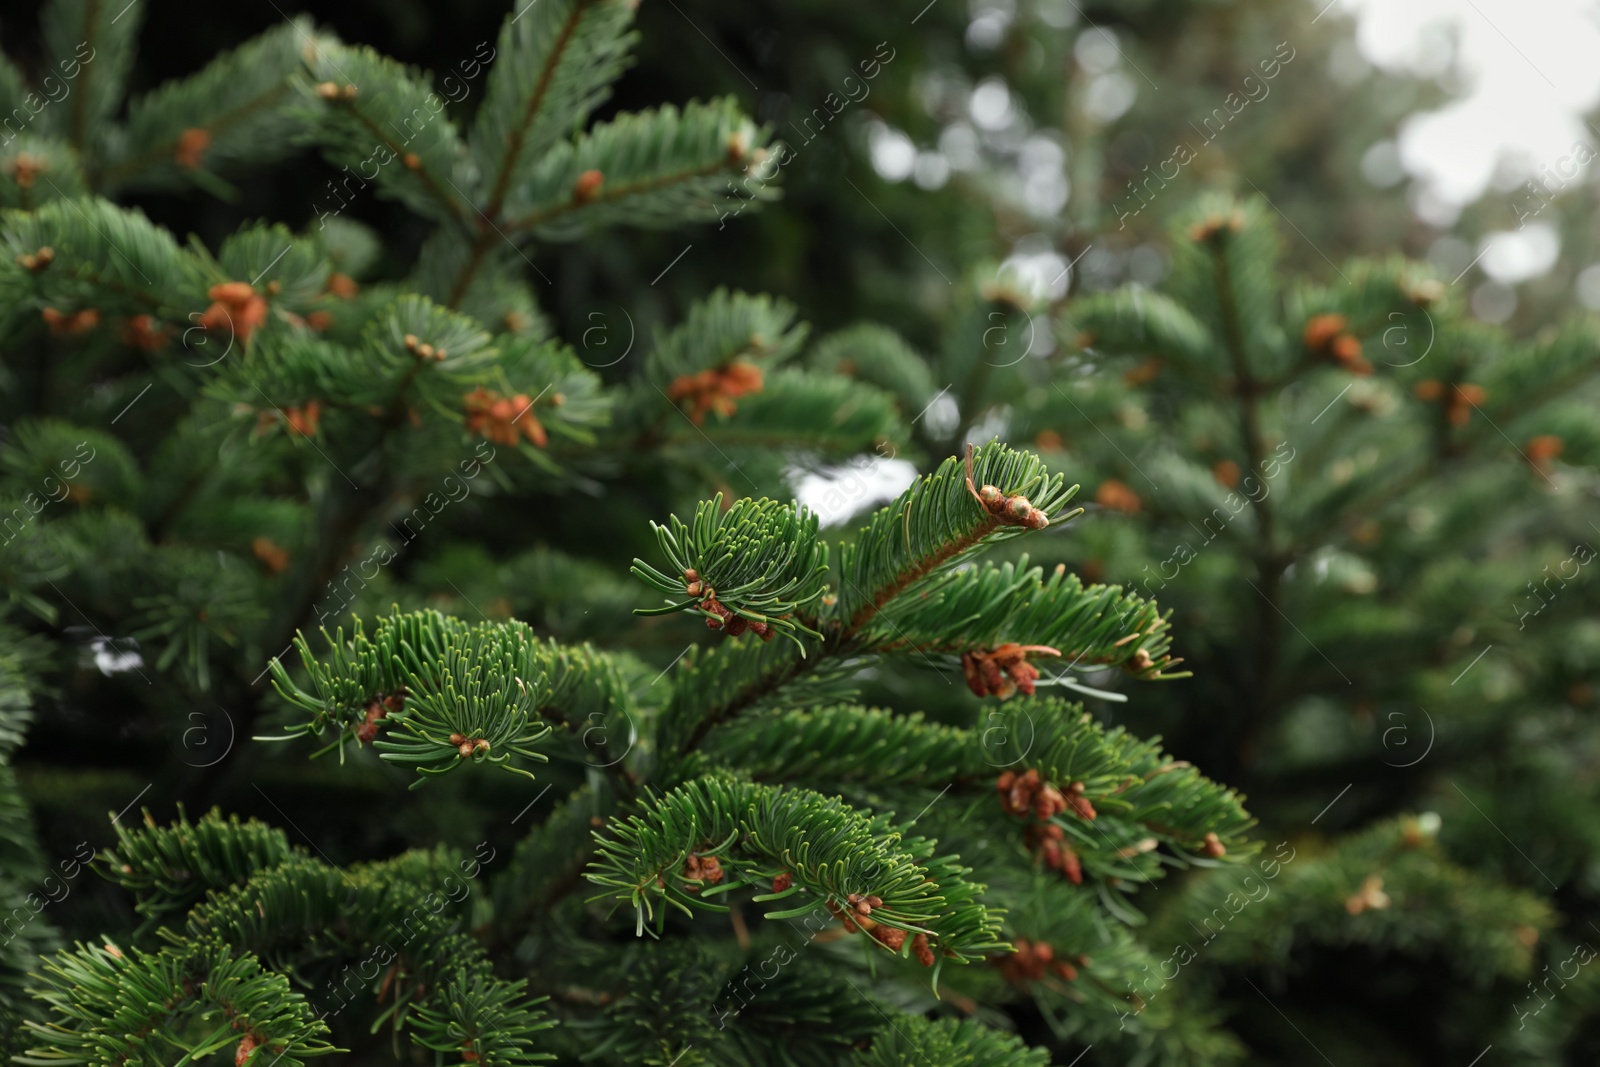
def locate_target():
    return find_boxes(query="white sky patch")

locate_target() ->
[1339,0,1600,207]
[792,457,920,527]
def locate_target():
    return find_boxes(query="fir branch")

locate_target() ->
[19,940,338,1067]
[691,704,970,787]
[0,655,55,1037]
[41,0,142,167]
[659,637,859,761]
[864,556,1182,680]
[470,0,637,221]
[809,323,938,421]
[0,137,89,212]
[643,287,806,387]
[99,807,297,921]
[101,21,322,193]
[631,494,828,646]
[653,444,1112,762]
[502,99,768,236]
[982,698,1255,868]
[836,442,1078,632]
[268,609,646,787]
[689,696,1253,884]
[587,775,1007,966]
[654,369,899,453]
[170,847,557,1064]
[848,1014,1049,1067]
[1156,816,1552,981]
[1059,287,1217,377]
[487,785,616,941]
[302,46,472,226]
[0,197,201,314]
[409,960,556,1066]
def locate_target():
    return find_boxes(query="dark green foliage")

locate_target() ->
[588,774,1006,964]
[846,1015,1049,1067]
[100,808,296,920]
[632,494,828,645]
[19,940,338,1067]
[7,0,1589,1062]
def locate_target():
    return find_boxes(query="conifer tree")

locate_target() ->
[7,0,1597,1064]
[0,2,1258,1065]
[1015,195,1598,1062]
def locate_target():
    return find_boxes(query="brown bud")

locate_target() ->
[873,925,907,951]
[209,281,256,306]
[573,168,604,203]
[175,128,213,169]
[1302,313,1346,352]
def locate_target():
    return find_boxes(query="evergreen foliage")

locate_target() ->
[0,2,1245,1063]
[4,0,1597,1064]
